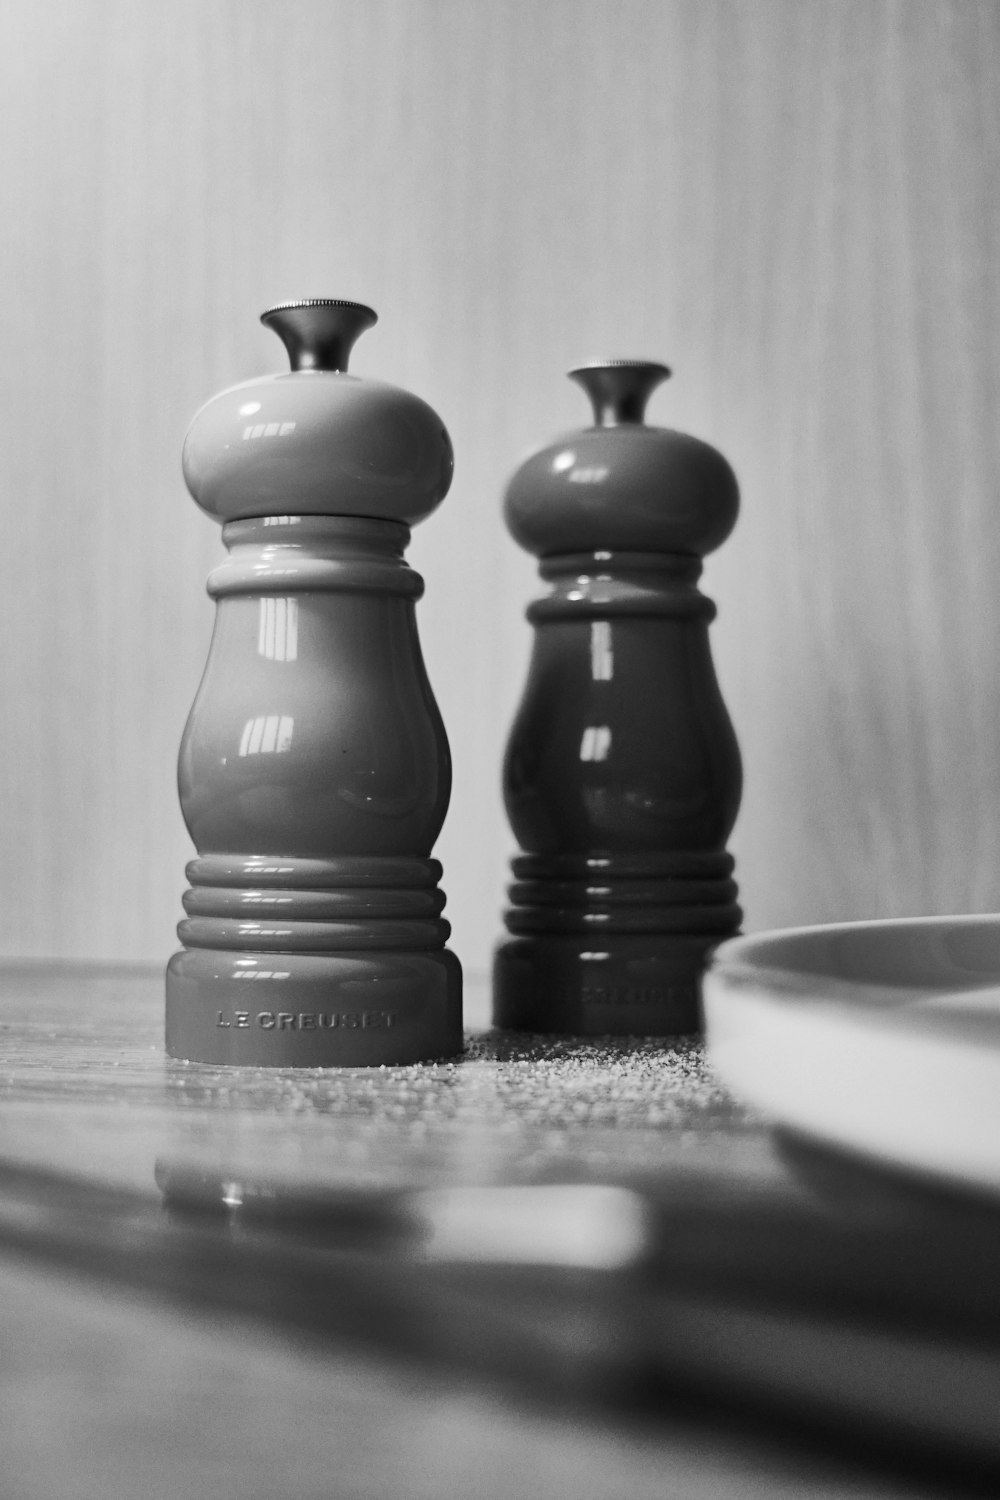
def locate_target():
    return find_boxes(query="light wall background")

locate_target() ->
[0,0,998,976]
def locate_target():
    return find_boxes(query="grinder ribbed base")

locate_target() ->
[166,948,462,1066]
[493,852,740,1036]
[493,933,714,1035]
[166,853,462,1065]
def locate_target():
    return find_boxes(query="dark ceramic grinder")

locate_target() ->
[494,361,742,1035]
[166,300,462,1065]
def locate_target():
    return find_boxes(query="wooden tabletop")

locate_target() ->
[0,962,995,1499]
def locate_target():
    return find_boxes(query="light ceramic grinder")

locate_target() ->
[165,299,462,1066]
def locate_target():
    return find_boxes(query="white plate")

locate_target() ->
[703,914,1000,1197]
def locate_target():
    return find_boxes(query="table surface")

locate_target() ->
[1,962,997,1500]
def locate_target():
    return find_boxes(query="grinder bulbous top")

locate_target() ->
[504,360,738,558]
[181,299,454,525]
